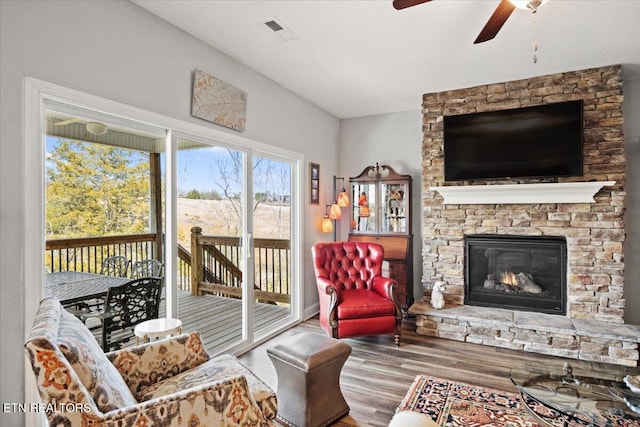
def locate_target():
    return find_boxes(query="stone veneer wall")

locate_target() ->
[421,65,626,323]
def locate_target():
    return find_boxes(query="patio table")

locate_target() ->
[45,271,131,306]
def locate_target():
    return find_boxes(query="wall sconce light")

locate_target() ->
[335,177,349,207]
[321,205,333,233]
[324,176,351,241]
[329,203,342,220]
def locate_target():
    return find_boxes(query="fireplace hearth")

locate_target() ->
[465,235,567,315]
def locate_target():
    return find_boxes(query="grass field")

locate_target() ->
[177,197,290,247]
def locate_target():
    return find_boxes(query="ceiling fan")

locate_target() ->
[54,118,108,136]
[392,0,547,44]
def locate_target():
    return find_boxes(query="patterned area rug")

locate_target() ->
[397,376,640,427]
[397,375,540,427]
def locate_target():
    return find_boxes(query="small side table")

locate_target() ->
[134,318,182,345]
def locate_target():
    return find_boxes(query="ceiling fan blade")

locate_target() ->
[392,0,432,11]
[53,118,81,126]
[474,0,516,44]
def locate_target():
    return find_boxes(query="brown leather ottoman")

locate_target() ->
[267,332,352,427]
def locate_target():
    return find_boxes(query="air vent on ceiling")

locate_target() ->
[263,17,298,42]
[265,20,284,32]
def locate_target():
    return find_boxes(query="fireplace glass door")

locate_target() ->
[465,235,567,315]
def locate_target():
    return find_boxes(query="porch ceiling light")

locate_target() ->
[86,121,108,136]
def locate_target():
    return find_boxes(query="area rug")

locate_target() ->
[397,376,640,427]
[397,375,540,427]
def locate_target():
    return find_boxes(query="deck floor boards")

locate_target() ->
[159,291,290,353]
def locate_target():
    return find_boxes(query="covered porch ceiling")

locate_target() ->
[46,110,205,153]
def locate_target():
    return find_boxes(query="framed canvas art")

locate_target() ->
[192,69,247,132]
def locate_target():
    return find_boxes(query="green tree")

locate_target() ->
[46,140,150,238]
[185,189,202,199]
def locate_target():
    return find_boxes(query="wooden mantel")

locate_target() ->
[430,181,616,205]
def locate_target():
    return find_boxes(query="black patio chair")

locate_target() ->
[78,256,131,314]
[100,255,131,277]
[131,259,164,279]
[69,277,162,351]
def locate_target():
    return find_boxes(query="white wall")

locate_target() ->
[0,1,339,423]
[339,109,424,301]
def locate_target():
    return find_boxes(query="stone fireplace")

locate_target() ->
[465,234,567,315]
[410,65,640,366]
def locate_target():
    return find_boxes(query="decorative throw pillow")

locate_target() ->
[108,332,210,395]
[135,353,276,421]
[57,309,137,412]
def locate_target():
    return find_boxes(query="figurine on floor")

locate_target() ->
[431,281,446,310]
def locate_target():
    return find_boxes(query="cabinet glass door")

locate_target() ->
[381,183,408,233]
[351,183,376,233]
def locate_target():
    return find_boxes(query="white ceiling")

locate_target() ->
[134,0,640,119]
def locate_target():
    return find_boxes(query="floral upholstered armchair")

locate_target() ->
[25,297,277,426]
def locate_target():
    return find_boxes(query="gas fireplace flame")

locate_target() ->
[502,271,518,286]
[492,271,542,294]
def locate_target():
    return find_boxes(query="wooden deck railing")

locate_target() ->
[47,234,191,291]
[190,227,291,304]
[46,234,157,274]
[46,230,291,303]
[177,244,192,292]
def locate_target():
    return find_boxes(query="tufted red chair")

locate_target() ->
[312,241,402,346]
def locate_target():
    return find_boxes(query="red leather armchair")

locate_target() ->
[312,241,402,346]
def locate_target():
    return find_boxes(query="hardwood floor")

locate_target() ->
[238,316,640,427]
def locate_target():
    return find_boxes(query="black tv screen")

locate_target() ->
[443,100,584,181]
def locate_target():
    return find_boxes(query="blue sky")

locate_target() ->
[177,146,230,193]
[46,137,290,196]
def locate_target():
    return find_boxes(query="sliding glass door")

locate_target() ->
[251,155,293,337]
[175,138,297,353]
[175,138,248,353]
[32,84,301,363]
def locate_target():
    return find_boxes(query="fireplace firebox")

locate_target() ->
[464,235,567,315]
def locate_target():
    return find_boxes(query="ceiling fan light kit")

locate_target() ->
[510,0,548,12]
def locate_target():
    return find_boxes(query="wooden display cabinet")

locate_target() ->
[348,164,413,311]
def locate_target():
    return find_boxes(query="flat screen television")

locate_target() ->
[443,100,584,181]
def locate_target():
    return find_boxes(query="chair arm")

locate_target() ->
[372,275,397,301]
[316,277,340,336]
[101,375,270,426]
[65,304,102,320]
[106,332,210,395]
[65,307,116,325]
[316,276,338,295]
